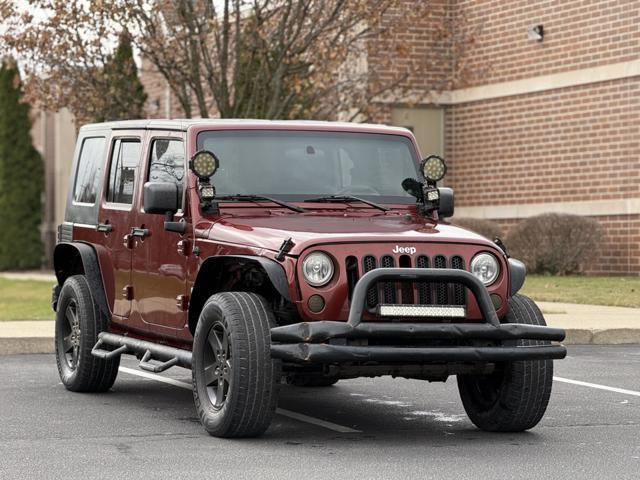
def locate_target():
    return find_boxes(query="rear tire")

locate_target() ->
[54,275,119,392]
[457,294,553,432]
[192,292,280,438]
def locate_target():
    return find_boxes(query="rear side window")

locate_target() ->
[106,139,141,204]
[148,139,185,202]
[73,137,106,204]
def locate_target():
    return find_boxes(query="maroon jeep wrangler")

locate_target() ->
[52,120,566,437]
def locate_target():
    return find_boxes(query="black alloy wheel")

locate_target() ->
[61,299,81,370]
[204,321,232,409]
[54,275,120,392]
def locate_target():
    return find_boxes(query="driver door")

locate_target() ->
[130,133,189,337]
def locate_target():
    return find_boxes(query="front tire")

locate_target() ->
[457,294,554,432]
[192,292,280,438]
[55,275,119,392]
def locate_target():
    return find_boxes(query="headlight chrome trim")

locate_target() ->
[301,251,335,287]
[470,252,500,286]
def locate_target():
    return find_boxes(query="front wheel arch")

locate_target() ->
[188,255,290,335]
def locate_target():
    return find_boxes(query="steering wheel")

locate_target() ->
[336,185,381,195]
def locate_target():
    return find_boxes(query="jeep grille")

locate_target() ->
[351,254,467,311]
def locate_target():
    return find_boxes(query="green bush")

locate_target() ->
[506,213,602,275]
[0,60,43,270]
[452,217,503,241]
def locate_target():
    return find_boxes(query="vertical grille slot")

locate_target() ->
[380,255,396,304]
[399,255,414,304]
[363,255,378,308]
[433,255,448,305]
[416,255,431,304]
[451,256,466,305]
[345,256,359,301]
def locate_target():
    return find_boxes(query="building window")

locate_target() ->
[73,137,106,204]
[148,139,185,203]
[106,139,141,205]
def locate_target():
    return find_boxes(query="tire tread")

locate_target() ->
[457,294,553,432]
[192,292,279,438]
[55,275,119,393]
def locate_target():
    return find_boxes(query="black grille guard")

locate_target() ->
[271,268,567,364]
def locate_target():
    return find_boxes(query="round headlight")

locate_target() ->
[302,252,334,287]
[420,155,447,182]
[470,253,500,286]
[189,150,219,179]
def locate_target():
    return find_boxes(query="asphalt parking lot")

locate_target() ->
[1,346,638,480]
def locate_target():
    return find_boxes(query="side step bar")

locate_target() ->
[91,332,192,372]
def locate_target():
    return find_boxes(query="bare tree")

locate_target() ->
[2,0,474,122]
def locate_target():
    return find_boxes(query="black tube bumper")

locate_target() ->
[271,268,567,364]
[271,343,567,364]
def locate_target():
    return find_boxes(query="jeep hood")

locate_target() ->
[204,210,497,255]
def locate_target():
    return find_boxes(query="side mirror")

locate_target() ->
[143,182,179,215]
[438,187,454,218]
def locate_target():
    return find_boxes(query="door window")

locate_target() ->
[148,139,185,204]
[106,139,141,204]
[73,137,106,204]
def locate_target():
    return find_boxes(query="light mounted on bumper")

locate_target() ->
[379,304,466,318]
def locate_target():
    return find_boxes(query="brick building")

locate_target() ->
[40,1,638,274]
[441,1,638,275]
[370,1,639,275]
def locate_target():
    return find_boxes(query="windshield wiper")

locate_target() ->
[215,194,307,213]
[303,195,389,212]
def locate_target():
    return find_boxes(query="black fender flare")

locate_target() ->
[188,255,291,333]
[52,242,110,319]
[233,255,291,301]
[508,258,526,296]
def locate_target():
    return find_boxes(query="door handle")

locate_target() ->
[96,223,113,233]
[177,239,190,256]
[130,227,150,238]
[123,233,133,249]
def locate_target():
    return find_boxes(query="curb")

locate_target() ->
[1,329,639,355]
[0,337,54,355]
[564,328,640,346]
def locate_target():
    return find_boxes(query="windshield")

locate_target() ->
[197,130,420,203]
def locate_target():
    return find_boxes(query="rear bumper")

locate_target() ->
[271,268,567,364]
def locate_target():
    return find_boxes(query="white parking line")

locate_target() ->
[554,376,640,397]
[275,408,360,433]
[119,366,192,390]
[118,366,360,433]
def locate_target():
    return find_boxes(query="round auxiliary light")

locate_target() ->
[470,252,500,286]
[308,294,326,313]
[420,155,447,182]
[302,252,334,287]
[189,150,219,179]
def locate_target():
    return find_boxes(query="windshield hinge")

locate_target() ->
[276,237,295,262]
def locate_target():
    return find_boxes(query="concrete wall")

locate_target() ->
[31,108,77,268]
